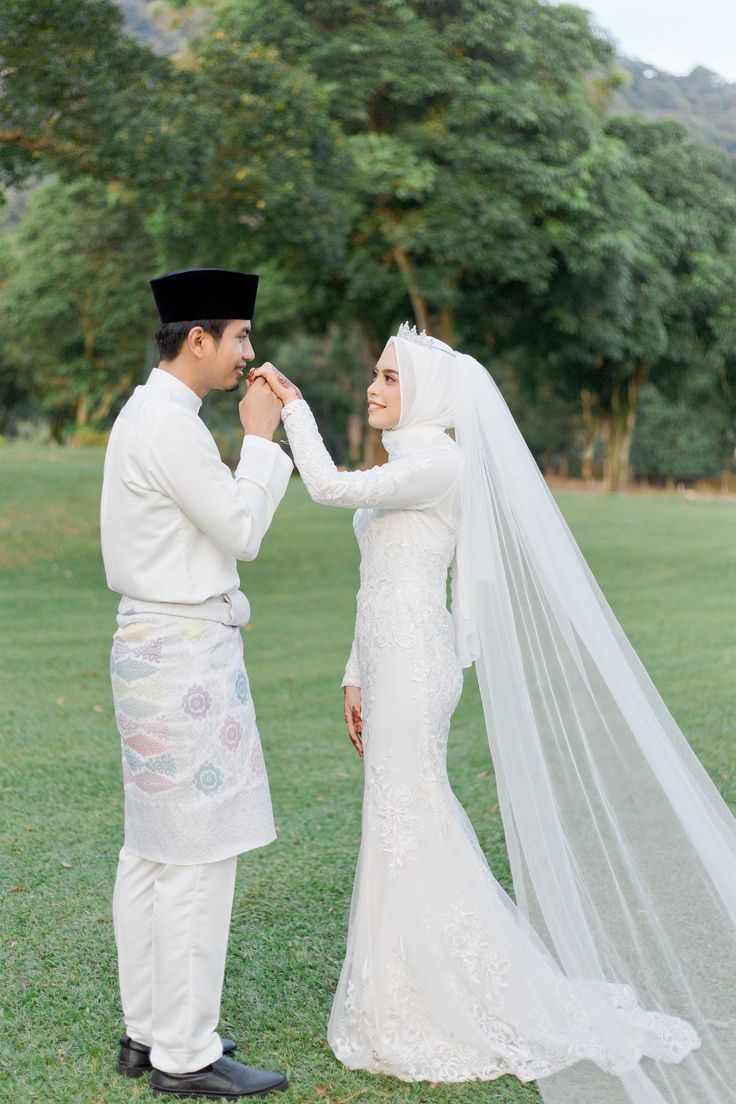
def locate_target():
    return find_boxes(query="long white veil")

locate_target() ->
[395,328,736,1103]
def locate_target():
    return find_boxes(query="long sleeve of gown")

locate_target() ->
[342,639,362,689]
[280,399,459,510]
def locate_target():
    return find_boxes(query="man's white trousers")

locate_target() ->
[112,845,238,1074]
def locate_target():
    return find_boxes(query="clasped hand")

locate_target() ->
[239,363,301,439]
[248,364,302,404]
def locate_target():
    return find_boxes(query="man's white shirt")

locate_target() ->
[100,367,293,603]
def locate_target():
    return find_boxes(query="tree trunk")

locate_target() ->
[364,427,387,467]
[391,244,429,332]
[76,391,89,426]
[77,298,95,427]
[717,366,734,494]
[605,361,648,493]
[436,307,455,347]
[347,413,363,464]
[90,372,135,422]
[50,411,66,443]
[559,451,569,479]
[580,388,602,483]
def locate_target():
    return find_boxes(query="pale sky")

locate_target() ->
[564,0,736,81]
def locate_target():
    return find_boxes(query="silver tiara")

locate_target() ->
[396,322,435,347]
[396,321,455,356]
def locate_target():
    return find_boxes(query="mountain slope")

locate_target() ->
[612,58,736,155]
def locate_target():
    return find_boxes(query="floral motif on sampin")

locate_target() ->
[182,685,213,719]
[194,761,224,796]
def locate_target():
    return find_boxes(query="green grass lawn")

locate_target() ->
[1,443,734,1104]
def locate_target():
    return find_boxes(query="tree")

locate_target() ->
[2,0,735,484]
[630,376,730,484]
[518,116,736,489]
[0,0,195,193]
[0,0,352,290]
[709,275,736,489]
[0,0,355,440]
[146,28,351,289]
[0,177,157,439]
[210,0,618,348]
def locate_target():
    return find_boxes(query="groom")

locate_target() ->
[100,268,292,1098]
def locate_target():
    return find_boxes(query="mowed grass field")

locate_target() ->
[1,442,734,1104]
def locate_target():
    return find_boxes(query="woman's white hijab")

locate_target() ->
[388,326,456,431]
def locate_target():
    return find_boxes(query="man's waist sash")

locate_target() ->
[117,589,250,627]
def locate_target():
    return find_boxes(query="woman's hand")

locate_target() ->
[248,364,302,405]
[343,685,363,758]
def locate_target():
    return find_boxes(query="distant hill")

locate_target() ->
[612,58,736,155]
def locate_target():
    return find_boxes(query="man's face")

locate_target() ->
[205,319,255,392]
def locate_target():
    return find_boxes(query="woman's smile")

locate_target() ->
[366,342,401,428]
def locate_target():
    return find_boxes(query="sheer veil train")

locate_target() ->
[398,324,736,1104]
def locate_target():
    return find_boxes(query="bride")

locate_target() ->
[252,326,736,1104]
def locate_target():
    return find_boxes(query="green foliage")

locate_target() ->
[501,362,584,471]
[215,0,618,344]
[530,117,736,385]
[0,0,351,275]
[140,34,351,284]
[272,332,355,464]
[66,424,112,447]
[0,0,195,192]
[0,177,157,439]
[631,376,732,483]
[517,113,736,486]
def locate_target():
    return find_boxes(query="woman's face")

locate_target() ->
[367,342,401,429]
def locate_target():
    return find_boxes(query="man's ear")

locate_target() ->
[187,326,207,360]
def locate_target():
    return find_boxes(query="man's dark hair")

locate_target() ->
[155,319,232,361]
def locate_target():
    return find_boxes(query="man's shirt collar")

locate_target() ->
[147,367,202,414]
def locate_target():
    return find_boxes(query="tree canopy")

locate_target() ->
[0,0,734,488]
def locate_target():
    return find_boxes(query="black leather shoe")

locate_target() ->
[151,1055,288,1098]
[116,1036,237,1079]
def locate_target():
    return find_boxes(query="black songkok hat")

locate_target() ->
[149,267,259,324]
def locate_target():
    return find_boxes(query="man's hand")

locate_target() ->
[249,364,302,404]
[343,685,363,758]
[239,376,283,439]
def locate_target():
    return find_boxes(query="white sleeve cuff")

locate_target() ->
[236,435,293,502]
[341,639,362,688]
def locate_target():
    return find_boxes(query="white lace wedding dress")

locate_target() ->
[280,399,700,1085]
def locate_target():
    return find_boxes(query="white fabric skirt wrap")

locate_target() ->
[110,606,276,865]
